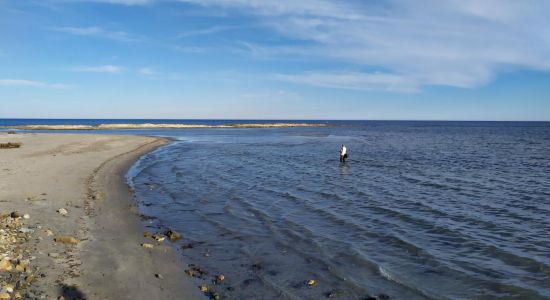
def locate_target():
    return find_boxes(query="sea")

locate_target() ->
[2,119,549,299]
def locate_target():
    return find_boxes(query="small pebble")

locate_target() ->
[57,208,68,216]
[25,274,34,284]
[0,259,12,271]
[141,243,154,249]
[0,293,10,300]
[199,285,208,292]
[152,233,165,242]
[23,214,30,219]
[210,292,220,300]
[307,279,316,286]
[155,273,163,279]
[15,263,25,272]
[325,291,338,298]
[19,227,33,234]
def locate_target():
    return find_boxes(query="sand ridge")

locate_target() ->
[1,122,327,130]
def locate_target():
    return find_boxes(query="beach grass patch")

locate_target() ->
[0,142,21,149]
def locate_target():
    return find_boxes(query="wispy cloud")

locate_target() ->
[240,89,300,99]
[176,25,244,38]
[52,26,141,42]
[0,79,69,88]
[69,65,123,73]
[172,46,209,53]
[138,67,156,76]
[69,0,153,5]
[175,0,550,91]
[276,72,418,92]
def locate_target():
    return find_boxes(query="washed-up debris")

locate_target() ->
[54,236,79,245]
[165,229,182,241]
[57,208,68,216]
[185,264,208,279]
[91,191,103,201]
[0,143,21,149]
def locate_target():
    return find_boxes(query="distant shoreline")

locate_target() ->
[1,123,328,130]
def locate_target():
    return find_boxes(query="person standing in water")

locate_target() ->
[340,144,348,163]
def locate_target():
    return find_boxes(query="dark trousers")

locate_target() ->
[340,154,347,162]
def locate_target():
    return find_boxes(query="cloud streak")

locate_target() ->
[176,25,244,38]
[0,79,68,88]
[276,72,418,92]
[69,65,123,73]
[67,0,153,5]
[52,26,141,42]
[138,67,157,76]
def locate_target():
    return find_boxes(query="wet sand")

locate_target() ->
[0,133,202,299]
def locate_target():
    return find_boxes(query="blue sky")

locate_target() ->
[1,0,549,120]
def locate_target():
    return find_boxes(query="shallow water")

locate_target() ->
[127,121,550,299]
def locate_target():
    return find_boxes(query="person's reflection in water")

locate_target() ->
[339,163,349,175]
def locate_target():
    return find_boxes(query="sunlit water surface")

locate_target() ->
[124,121,550,299]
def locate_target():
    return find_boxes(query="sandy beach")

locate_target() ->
[0,133,202,299]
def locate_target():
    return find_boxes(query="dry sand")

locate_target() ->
[0,133,202,299]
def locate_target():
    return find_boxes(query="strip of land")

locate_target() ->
[0,133,202,299]
[2,123,327,130]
